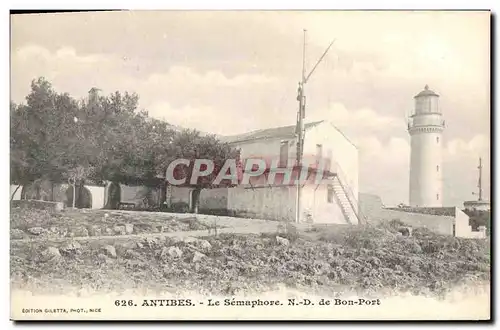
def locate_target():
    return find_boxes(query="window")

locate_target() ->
[279,141,288,167]
[327,185,334,203]
[316,144,323,166]
[436,193,439,201]
[436,137,439,143]
[436,165,439,172]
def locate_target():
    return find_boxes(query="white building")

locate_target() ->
[408,85,445,207]
[171,120,361,225]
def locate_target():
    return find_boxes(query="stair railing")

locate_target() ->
[329,159,366,225]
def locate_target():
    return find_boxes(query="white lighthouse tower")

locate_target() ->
[408,85,445,207]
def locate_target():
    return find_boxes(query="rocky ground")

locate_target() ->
[10,209,491,299]
[10,207,217,239]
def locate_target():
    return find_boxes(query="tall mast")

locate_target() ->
[294,30,336,224]
[302,29,307,82]
[478,157,483,201]
[295,29,307,224]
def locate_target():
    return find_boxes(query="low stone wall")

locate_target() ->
[359,194,486,238]
[467,231,487,239]
[385,206,457,217]
[11,200,64,212]
[200,188,228,210]
[381,208,454,236]
[360,194,454,235]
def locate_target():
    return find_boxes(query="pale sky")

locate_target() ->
[10,11,491,207]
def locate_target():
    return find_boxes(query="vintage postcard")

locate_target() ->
[10,10,491,321]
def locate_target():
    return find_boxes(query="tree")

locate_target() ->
[66,165,96,208]
[158,129,240,213]
[11,77,240,212]
[11,78,64,185]
[77,87,180,187]
[11,78,115,190]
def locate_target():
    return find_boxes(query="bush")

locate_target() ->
[388,218,406,229]
[275,222,301,242]
[178,217,209,231]
[167,202,190,213]
[10,207,54,231]
[198,208,230,216]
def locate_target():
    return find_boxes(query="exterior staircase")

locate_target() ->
[329,164,366,225]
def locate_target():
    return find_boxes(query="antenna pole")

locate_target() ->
[478,157,483,201]
[295,30,307,224]
[295,30,335,224]
[304,39,336,83]
[302,30,307,81]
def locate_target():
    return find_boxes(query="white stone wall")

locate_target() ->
[199,188,228,210]
[454,208,487,239]
[17,182,105,210]
[466,230,487,239]
[232,138,292,164]
[301,184,346,224]
[359,198,455,236]
[53,183,105,209]
[303,122,359,205]
[227,186,296,222]
[169,186,192,205]
[193,180,354,224]
[384,209,454,235]
[119,184,144,203]
[118,184,161,206]
[359,198,487,239]
[103,181,111,207]
[86,185,105,209]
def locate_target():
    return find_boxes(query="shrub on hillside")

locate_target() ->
[10,207,54,231]
[167,202,190,213]
[10,217,491,297]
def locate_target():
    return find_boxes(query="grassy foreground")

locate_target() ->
[10,212,490,298]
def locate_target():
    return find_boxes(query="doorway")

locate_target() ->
[66,185,92,209]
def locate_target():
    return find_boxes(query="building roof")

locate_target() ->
[219,120,325,144]
[414,84,439,98]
